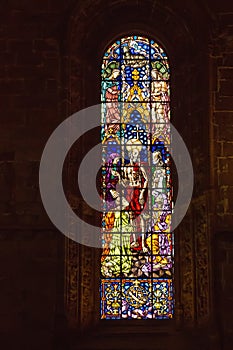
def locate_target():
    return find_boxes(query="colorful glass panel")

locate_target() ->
[101,36,173,320]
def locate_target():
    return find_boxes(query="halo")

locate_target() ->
[126,138,143,153]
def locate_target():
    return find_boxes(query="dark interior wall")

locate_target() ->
[210,11,233,348]
[0,1,69,349]
[0,1,233,350]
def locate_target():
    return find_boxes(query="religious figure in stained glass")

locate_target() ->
[100,36,173,319]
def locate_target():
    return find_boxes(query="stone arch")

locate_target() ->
[62,0,216,343]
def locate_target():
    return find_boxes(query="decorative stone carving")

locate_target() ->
[65,238,79,327]
[80,245,95,328]
[193,194,210,325]
[179,207,195,323]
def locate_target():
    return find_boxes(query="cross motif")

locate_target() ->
[134,124,144,141]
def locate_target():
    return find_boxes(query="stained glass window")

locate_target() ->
[100,36,173,319]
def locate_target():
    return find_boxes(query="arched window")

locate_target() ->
[100,35,173,320]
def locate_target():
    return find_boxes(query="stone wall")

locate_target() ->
[0,1,233,349]
[0,1,67,349]
[210,10,233,349]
